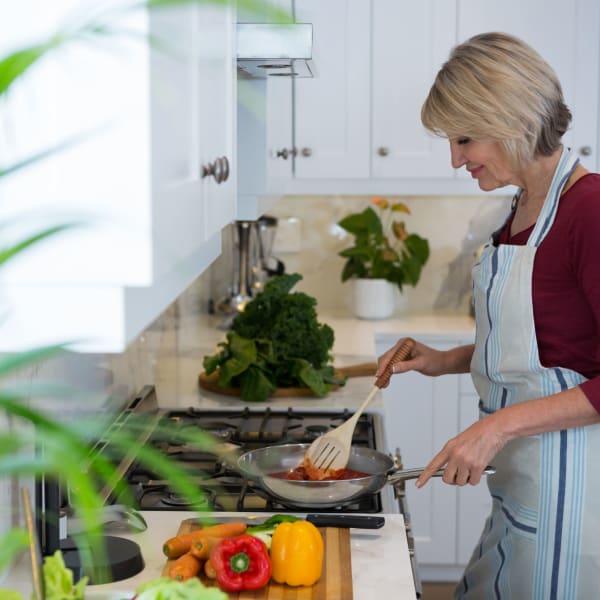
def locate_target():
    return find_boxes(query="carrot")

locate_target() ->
[168,552,202,582]
[163,522,248,558]
[188,535,221,560]
[198,521,247,538]
[204,558,217,579]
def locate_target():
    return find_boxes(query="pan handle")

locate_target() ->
[386,465,496,485]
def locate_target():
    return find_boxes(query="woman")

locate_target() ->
[377,32,600,599]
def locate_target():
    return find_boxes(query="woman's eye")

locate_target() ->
[457,137,470,145]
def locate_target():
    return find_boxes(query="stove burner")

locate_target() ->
[160,489,215,509]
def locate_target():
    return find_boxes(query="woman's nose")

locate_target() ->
[449,142,467,169]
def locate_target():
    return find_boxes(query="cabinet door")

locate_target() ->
[377,337,459,566]
[151,1,235,280]
[293,0,370,178]
[457,0,600,172]
[0,0,154,286]
[197,1,236,239]
[371,0,456,179]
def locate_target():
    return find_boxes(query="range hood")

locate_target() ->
[236,23,313,78]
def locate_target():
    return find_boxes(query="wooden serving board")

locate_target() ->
[162,518,353,600]
[198,363,376,398]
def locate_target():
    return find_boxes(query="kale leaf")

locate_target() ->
[203,273,344,401]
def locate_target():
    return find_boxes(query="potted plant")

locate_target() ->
[337,197,430,319]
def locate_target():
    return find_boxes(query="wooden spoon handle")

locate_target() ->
[336,363,377,378]
[375,337,415,388]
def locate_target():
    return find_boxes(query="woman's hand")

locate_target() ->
[416,413,508,488]
[375,339,473,387]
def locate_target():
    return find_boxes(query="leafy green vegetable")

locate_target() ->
[203,273,344,401]
[135,576,227,600]
[247,514,300,549]
[42,550,88,600]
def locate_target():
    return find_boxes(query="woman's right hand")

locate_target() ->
[375,337,452,387]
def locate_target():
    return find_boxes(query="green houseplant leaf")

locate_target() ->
[338,197,430,292]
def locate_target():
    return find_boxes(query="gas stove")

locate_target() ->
[114,387,387,513]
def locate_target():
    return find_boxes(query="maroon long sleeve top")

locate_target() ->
[496,173,600,413]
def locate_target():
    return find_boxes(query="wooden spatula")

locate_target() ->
[304,338,415,479]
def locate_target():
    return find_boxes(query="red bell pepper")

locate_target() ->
[209,534,271,592]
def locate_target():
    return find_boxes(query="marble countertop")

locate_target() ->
[3,512,416,599]
[152,310,475,412]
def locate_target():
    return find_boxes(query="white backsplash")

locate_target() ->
[207,194,512,317]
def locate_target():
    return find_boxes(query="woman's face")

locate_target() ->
[449,138,517,191]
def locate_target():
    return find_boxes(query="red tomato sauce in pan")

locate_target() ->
[269,466,371,481]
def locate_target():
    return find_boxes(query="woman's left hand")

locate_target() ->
[416,414,507,488]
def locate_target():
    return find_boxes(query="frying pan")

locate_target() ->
[236,443,495,509]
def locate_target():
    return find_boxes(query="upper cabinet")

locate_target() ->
[371,0,455,180]
[0,0,237,351]
[273,0,600,195]
[293,0,371,179]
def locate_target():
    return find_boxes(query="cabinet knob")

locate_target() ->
[201,156,230,184]
[275,148,297,160]
[377,146,389,157]
[579,145,592,156]
[220,156,230,183]
[300,147,312,157]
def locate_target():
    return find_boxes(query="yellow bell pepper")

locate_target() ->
[270,520,324,586]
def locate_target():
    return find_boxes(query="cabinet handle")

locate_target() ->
[579,145,592,156]
[275,148,297,160]
[300,147,312,157]
[377,146,389,157]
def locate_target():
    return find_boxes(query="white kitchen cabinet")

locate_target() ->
[376,333,489,581]
[273,0,600,195]
[292,0,371,179]
[371,0,456,180]
[0,0,236,351]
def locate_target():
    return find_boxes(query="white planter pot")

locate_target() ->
[351,278,399,320]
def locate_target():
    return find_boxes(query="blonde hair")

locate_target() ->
[421,32,571,166]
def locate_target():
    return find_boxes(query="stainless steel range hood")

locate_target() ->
[237,23,313,78]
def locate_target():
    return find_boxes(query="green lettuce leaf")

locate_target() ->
[42,550,88,600]
[135,577,227,600]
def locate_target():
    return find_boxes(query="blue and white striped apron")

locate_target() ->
[457,147,600,599]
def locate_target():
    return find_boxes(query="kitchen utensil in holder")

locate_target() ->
[216,217,285,327]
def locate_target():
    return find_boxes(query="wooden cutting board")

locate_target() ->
[162,518,353,599]
[198,362,376,398]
